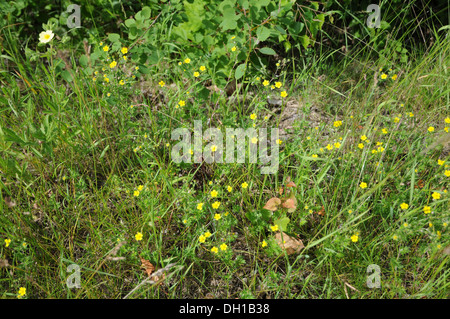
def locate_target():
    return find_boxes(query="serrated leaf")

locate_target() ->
[274,216,290,232]
[108,33,120,43]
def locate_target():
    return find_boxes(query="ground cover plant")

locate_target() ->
[0,0,449,299]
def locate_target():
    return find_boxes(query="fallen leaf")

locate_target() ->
[315,206,325,216]
[274,232,304,255]
[0,258,9,267]
[286,181,296,188]
[264,197,281,211]
[414,180,425,189]
[140,257,155,277]
[282,198,296,209]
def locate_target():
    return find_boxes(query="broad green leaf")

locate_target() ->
[259,47,276,55]
[235,63,246,80]
[108,33,120,43]
[274,217,290,232]
[256,26,271,42]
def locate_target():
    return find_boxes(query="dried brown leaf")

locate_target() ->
[263,197,281,211]
[140,257,155,277]
[274,232,304,255]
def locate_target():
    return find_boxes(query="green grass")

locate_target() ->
[1,12,449,299]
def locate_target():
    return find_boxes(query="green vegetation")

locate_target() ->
[1,1,449,299]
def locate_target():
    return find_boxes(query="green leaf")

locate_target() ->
[125,18,136,28]
[141,6,151,19]
[61,70,73,82]
[274,217,290,232]
[299,35,310,49]
[108,33,120,43]
[79,54,88,67]
[256,26,271,42]
[235,63,246,80]
[259,47,276,55]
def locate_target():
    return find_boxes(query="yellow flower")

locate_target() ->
[198,235,206,243]
[250,113,257,120]
[275,81,282,88]
[211,246,219,254]
[119,79,125,85]
[121,47,128,54]
[351,234,359,242]
[312,154,318,158]
[17,287,26,298]
[5,239,11,247]
[277,139,282,145]
[204,231,212,238]
[214,213,221,221]
[333,120,342,127]
[423,206,431,214]
[178,100,185,107]
[212,201,221,209]
[358,143,364,149]
[432,192,441,200]
[199,65,206,72]
[438,159,445,166]
[391,74,398,80]
[360,135,367,141]
[251,137,258,144]
[348,210,353,214]
[103,45,109,52]
[194,71,200,77]
[393,235,398,240]
[135,232,143,241]
[263,80,270,86]
[400,203,409,210]
[360,182,368,189]
[334,142,341,149]
[382,128,388,134]
[135,66,139,71]
[408,112,414,117]
[261,240,268,248]
[197,203,204,211]
[326,144,333,151]
[428,126,435,132]
[210,190,218,198]
[394,117,400,123]
[133,190,140,197]
[241,182,248,189]
[158,80,165,87]
[380,73,387,79]
[184,58,191,64]
[445,117,450,124]
[280,91,287,98]
[211,145,217,152]
[137,185,144,191]
[220,243,228,251]
[39,30,54,43]
[231,46,237,52]
[445,170,450,177]
[270,224,279,232]
[403,222,408,228]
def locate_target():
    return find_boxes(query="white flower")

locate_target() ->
[39,30,54,44]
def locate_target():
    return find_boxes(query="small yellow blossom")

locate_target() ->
[133,190,140,197]
[135,232,143,241]
[428,126,435,132]
[212,201,221,209]
[351,234,359,242]
[194,71,200,77]
[220,243,228,251]
[380,73,387,79]
[250,113,257,120]
[400,203,409,210]
[158,80,165,87]
[5,239,11,247]
[198,235,206,243]
[204,231,212,238]
[241,182,248,189]
[227,186,233,192]
[200,65,206,72]
[360,182,368,189]
[261,240,268,247]
[121,47,128,54]
[211,246,219,254]
[214,213,221,221]
[197,203,204,211]
[438,159,445,166]
[275,81,282,88]
[423,206,431,214]
[231,46,237,52]
[270,224,279,232]
[432,192,441,200]
[280,91,287,98]
[184,58,191,64]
